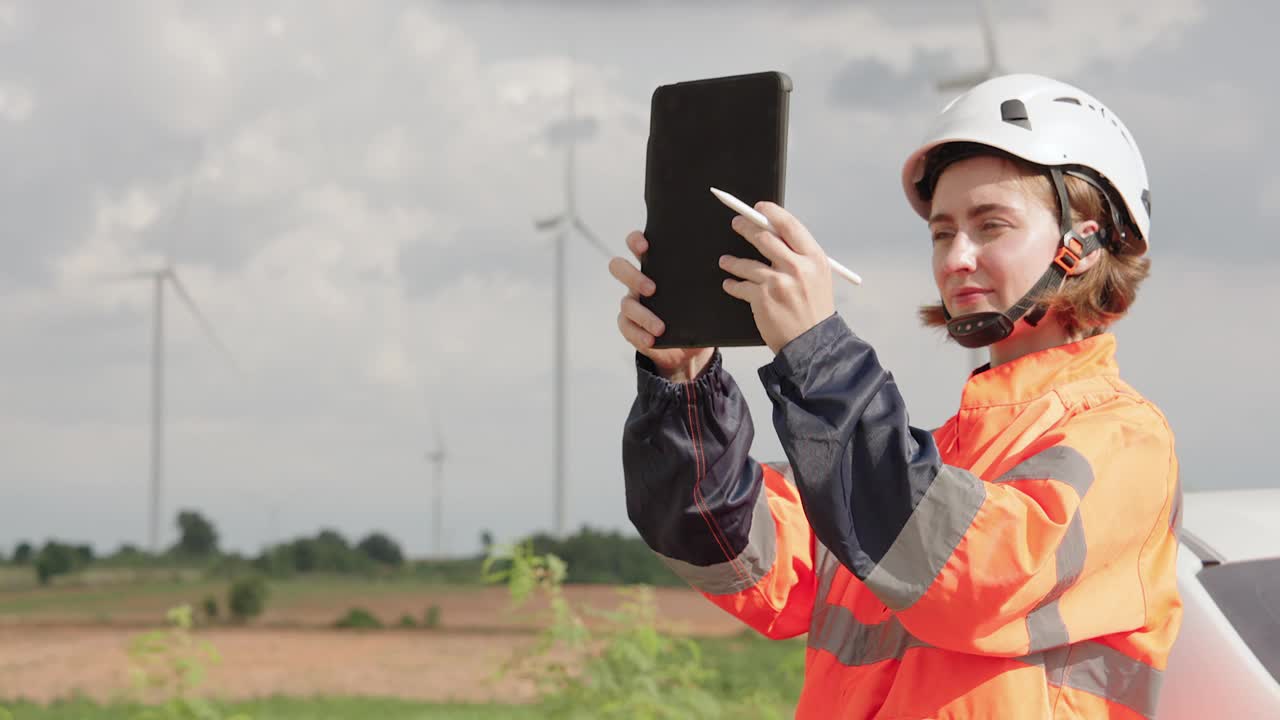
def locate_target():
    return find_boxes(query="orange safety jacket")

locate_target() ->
[623,314,1181,719]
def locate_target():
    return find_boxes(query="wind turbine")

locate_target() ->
[533,69,612,539]
[104,183,238,554]
[936,0,1002,93]
[936,0,1004,374]
[425,416,446,558]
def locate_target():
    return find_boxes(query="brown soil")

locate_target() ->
[0,586,743,703]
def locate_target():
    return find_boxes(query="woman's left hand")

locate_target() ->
[720,202,836,354]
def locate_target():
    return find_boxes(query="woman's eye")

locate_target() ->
[931,230,954,243]
[981,220,1008,233]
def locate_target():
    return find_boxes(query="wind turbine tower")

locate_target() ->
[426,419,446,558]
[937,0,1004,374]
[107,185,237,554]
[534,72,612,539]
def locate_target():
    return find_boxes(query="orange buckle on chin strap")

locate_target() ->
[1054,235,1085,274]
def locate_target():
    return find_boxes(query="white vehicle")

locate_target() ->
[1160,489,1280,718]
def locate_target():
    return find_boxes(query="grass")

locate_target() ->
[0,573,480,618]
[0,697,543,719]
[699,630,807,704]
[0,579,225,615]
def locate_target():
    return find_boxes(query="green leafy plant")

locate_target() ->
[424,604,442,629]
[125,604,250,720]
[333,607,383,629]
[483,543,781,719]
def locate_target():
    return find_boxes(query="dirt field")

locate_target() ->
[0,585,743,703]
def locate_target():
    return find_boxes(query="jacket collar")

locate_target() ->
[959,333,1119,409]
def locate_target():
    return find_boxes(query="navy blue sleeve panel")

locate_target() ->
[758,313,943,581]
[623,350,765,567]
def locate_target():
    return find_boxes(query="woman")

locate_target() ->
[611,74,1182,718]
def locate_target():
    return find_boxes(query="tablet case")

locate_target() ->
[641,71,792,348]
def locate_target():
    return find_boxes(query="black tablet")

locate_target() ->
[641,71,792,348]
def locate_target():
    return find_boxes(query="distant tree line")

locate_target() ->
[525,527,683,586]
[5,510,683,587]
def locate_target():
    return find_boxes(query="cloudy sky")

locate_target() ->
[2,0,1275,557]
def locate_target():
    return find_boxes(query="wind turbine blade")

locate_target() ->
[91,269,158,284]
[572,216,612,258]
[535,214,564,232]
[166,271,240,374]
[935,70,986,93]
[978,0,1001,74]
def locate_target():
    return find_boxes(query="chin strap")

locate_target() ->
[945,168,1105,349]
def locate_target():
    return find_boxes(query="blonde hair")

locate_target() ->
[918,154,1151,338]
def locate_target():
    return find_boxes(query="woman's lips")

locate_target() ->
[950,288,991,307]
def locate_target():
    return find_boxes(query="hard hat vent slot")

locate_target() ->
[1000,99,1032,130]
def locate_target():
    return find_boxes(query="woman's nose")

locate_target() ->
[942,234,978,275]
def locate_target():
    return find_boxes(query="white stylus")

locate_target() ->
[710,187,863,286]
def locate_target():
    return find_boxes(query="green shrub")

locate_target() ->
[333,607,383,629]
[227,577,268,623]
[396,613,418,628]
[34,541,81,585]
[202,595,219,622]
[424,604,442,629]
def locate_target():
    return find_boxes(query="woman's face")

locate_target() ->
[928,156,1061,319]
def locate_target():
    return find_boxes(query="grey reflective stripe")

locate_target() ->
[813,539,840,605]
[994,445,1095,653]
[808,602,930,667]
[1040,645,1072,692]
[1016,641,1163,719]
[658,487,776,595]
[1025,511,1087,652]
[863,465,986,611]
[995,445,1094,497]
[1026,600,1069,653]
[808,606,1162,716]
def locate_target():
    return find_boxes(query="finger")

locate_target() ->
[731,216,794,266]
[618,312,655,350]
[620,295,665,337]
[608,256,656,297]
[718,254,772,284]
[625,231,649,260]
[721,278,760,304]
[756,202,823,257]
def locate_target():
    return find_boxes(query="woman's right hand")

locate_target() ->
[609,231,715,383]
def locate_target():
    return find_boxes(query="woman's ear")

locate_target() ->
[1069,219,1104,275]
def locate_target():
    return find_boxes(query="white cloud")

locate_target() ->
[364,126,417,182]
[1119,83,1263,155]
[1259,176,1280,218]
[771,0,1207,78]
[265,15,285,38]
[0,83,33,122]
[160,12,230,81]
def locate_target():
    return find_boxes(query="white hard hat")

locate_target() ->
[902,73,1150,255]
